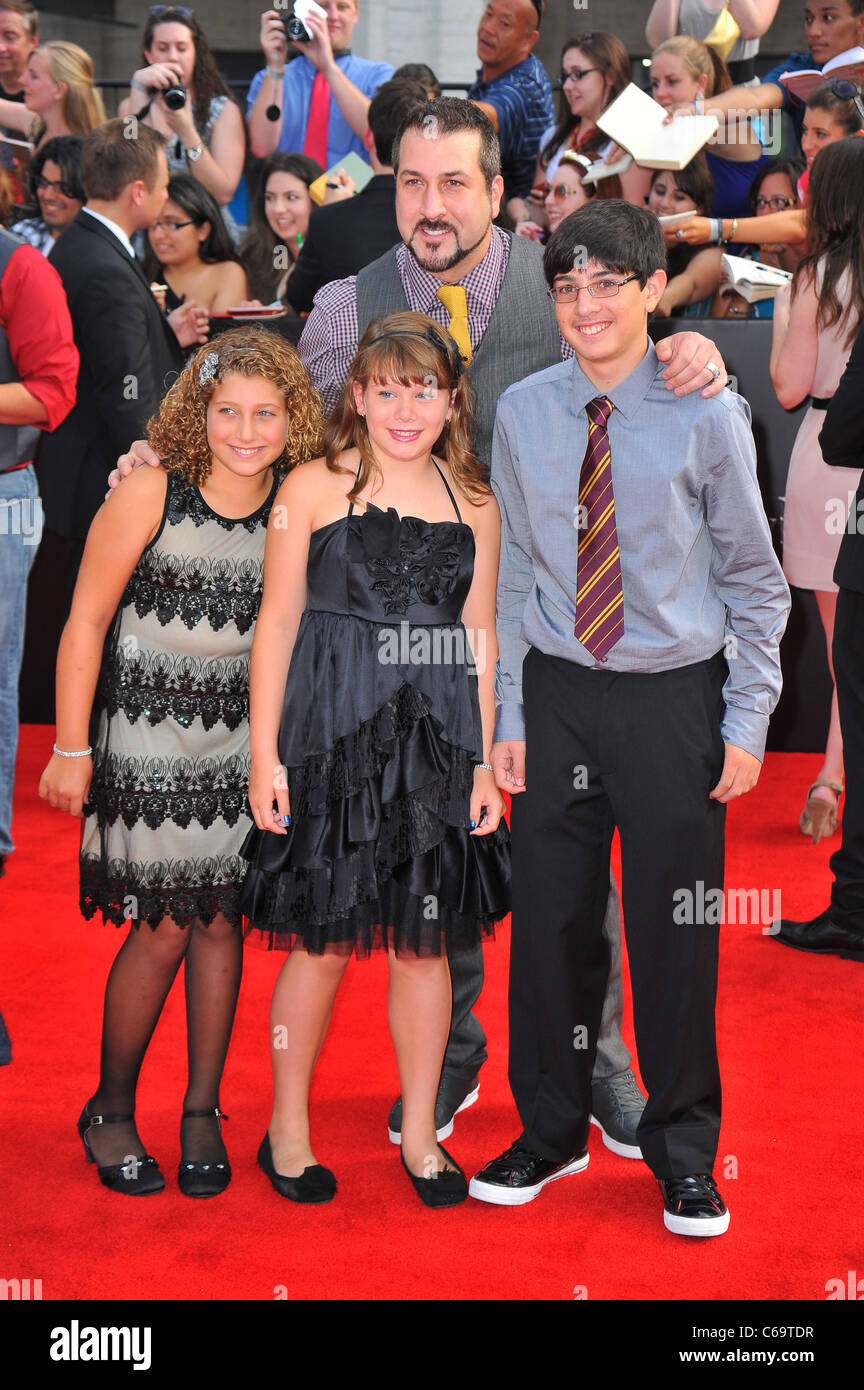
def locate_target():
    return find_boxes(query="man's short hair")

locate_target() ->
[392,97,501,191]
[544,199,667,288]
[0,1,38,39]
[368,77,428,168]
[81,119,165,202]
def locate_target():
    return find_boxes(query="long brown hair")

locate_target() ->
[141,7,236,142]
[540,32,631,168]
[323,312,491,505]
[794,137,864,348]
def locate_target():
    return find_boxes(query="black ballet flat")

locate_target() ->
[178,1106,231,1198]
[257,1133,336,1203]
[77,1102,165,1196]
[400,1145,469,1208]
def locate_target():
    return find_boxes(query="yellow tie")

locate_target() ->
[436,284,472,365]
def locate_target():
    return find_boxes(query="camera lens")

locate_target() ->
[163,82,187,110]
[284,16,311,43]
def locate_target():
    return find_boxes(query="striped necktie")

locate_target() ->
[435,284,472,365]
[574,395,623,661]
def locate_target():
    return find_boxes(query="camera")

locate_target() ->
[163,80,187,110]
[284,15,312,44]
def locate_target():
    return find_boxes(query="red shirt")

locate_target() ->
[0,240,78,431]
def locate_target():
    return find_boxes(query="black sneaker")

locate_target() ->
[469,1138,589,1206]
[660,1173,730,1236]
[387,1073,480,1145]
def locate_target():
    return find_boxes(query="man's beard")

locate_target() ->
[407,220,488,273]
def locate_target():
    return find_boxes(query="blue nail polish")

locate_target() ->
[470,819,476,828]
[283,814,291,825]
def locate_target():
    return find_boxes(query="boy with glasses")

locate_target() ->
[470,199,790,1234]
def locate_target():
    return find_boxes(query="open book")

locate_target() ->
[778,46,864,103]
[596,83,718,170]
[720,254,792,304]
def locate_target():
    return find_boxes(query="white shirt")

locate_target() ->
[82,207,137,260]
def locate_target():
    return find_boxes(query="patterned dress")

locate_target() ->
[80,470,275,928]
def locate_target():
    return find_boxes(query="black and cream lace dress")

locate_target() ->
[80,471,275,929]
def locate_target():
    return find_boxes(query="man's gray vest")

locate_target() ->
[356,233,560,470]
[0,229,40,471]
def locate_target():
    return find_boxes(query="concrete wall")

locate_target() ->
[38,1,809,104]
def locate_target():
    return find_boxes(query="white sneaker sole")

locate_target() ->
[468,1150,589,1206]
[663,1207,730,1237]
[589,1114,643,1160]
[387,1085,479,1146]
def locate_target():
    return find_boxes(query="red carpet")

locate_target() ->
[3,726,862,1302]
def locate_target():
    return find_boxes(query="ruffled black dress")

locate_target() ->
[240,464,510,956]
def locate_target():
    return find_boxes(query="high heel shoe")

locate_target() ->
[257,1133,336,1203]
[178,1106,231,1197]
[800,780,843,844]
[400,1145,468,1208]
[77,1102,165,1195]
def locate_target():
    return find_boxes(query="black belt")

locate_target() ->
[728,57,756,84]
[0,459,32,474]
[811,396,834,410]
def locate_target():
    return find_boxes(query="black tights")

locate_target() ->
[87,913,242,1167]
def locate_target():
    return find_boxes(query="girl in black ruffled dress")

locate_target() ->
[242,312,510,1207]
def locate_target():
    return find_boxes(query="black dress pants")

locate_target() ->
[830,587,864,927]
[508,647,727,1178]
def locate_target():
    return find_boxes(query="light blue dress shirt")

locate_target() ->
[247,52,394,167]
[491,342,791,760]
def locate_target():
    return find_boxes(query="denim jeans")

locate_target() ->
[0,465,41,855]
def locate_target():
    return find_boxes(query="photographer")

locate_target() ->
[247,2,393,164]
[117,6,245,208]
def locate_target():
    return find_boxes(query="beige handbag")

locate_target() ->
[703,5,741,61]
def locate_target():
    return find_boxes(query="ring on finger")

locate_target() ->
[705,360,722,383]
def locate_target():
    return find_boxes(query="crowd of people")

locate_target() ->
[2,0,864,1241]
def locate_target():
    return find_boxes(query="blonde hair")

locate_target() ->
[30,42,106,142]
[652,35,732,100]
[323,311,491,505]
[147,327,325,486]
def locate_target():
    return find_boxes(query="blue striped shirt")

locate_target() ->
[468,55,554,200]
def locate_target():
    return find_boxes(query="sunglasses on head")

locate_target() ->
[149,5,194,19]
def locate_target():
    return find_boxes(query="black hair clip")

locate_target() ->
[363,326,465,378]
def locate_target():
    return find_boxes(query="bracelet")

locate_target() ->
[475,761,493,772]
[708,218,722,243]
[130,77,148,94]
[267,66,286,79]
[53,744,92,758]
[725,217,739,242]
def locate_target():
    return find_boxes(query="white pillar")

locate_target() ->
[353,0,485,89]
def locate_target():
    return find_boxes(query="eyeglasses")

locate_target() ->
[547,274,639,303]
[149,5,194,19]
[35,175,78,198]
[830,78,864,127]
[547,181,584,200]
[150,217,197,231]
[556,67,601,87]
[754,195,795,211]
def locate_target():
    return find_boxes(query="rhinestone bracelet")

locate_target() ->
[475,762,493,771]
[53,744,92,758]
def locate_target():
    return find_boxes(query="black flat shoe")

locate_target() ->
[178,1106,231,1197]
[77,1102,165,1196]
[257,1134,336,1203]
[401,1145,468,1208]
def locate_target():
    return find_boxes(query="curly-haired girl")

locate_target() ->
[39,327,324,1200]
[241,311,510,1209]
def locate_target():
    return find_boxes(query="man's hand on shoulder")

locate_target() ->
[656,332,727,398]
[105,439,163,497]
[491,740,526,794]
[709,742,761,803]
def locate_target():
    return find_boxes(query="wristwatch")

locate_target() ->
[184,143,204,163]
